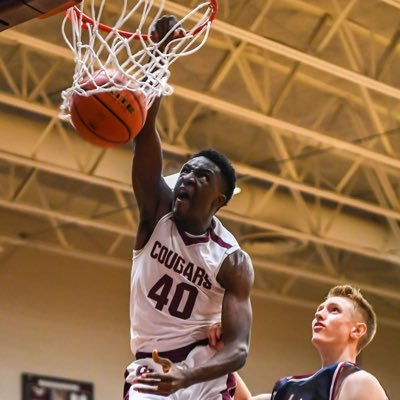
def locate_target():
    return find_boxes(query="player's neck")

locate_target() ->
[184,230,208,238]
[319,346,357,368]
[174,214,213,235]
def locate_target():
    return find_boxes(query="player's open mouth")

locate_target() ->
[177,192,190,200]
[176,187,191,203]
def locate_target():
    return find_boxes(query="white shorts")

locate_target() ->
[124,343,236,400]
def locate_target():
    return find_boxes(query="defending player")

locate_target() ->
[209,285,389,400]
[124,16,254,400]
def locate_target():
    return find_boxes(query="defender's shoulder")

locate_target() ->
[339,370,387,400]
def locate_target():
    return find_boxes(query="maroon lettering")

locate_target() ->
[164,251,178,269]
[147,274,198,320]
[192,266,205,286]
[183,262,194,281]
[173,256,185,274]
[158,245,168,264]
[150,241,212,290]
[148,274,172,310]
[168,282,198,320]
[203,274,212,290]
[150,241,161,259]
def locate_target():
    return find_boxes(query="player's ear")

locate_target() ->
[350,322,367,341]
[217,194,226,207]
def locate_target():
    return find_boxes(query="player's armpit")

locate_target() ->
[337,370,388,400]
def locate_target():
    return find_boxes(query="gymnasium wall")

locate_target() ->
[0,248,131,400]
[0,248,398,400]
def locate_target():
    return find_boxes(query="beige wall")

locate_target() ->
[0,248,399,399]
[0,248,131,400]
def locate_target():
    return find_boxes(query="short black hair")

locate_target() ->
[192,149,236,205]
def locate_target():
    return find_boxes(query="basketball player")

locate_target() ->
[123,15,254,400]
[209,285,389,400]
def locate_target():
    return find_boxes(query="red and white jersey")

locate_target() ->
[130,211,242,354]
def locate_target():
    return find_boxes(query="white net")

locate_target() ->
[60,0,216,120]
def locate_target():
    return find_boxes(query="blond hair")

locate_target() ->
[327,285,377,352]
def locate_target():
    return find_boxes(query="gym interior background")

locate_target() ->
[0,0,399,399]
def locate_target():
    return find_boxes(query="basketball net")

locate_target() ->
[60,0,217,120]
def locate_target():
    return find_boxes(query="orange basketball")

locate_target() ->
[70,71,147,147]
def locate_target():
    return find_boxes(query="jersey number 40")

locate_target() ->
[147,274,198,320]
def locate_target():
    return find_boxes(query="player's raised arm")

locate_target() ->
[131,16,180,249]
[131,96,171,242]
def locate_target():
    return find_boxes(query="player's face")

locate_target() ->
[311,297,359,350]
[173,156,225,219]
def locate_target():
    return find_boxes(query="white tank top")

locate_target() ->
[130,212,241,353]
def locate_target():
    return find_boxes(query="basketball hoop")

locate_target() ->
[60,0,218,120]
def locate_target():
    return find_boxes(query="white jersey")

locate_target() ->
[130,211,241,354]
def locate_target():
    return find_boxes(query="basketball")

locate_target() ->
[70,71,147,148]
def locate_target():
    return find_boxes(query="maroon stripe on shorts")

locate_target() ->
[220,372,236,399]
[135,338,209,363]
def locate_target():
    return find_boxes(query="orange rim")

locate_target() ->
[66,0,218,40]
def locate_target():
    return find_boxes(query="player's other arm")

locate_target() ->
[186,250,254,384]
[338,370,388,400]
